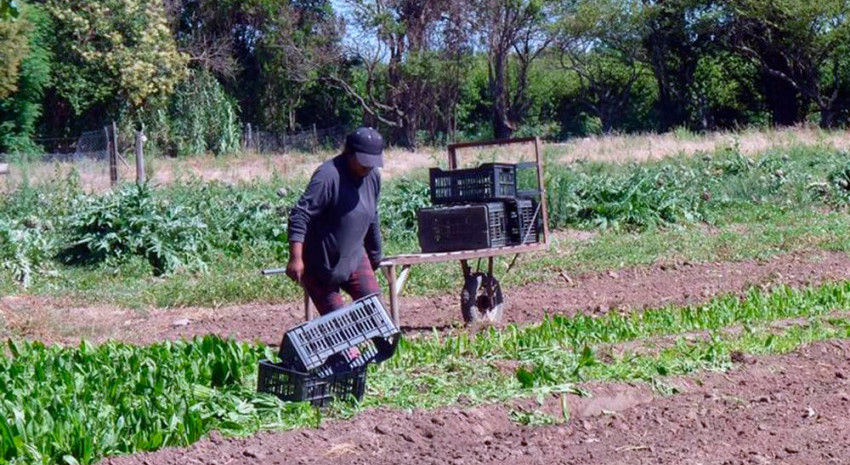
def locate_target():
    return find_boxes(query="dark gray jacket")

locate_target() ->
[288,155,382,284]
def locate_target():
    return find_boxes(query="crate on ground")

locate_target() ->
[506,198,540,245]
[429,163,517,204]
[418,202,507,253]
[257,360,367,407]
[278,294,399,374]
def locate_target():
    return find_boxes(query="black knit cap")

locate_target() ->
[345,127,384,168]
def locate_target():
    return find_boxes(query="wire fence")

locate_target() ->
[243,124,347,154]
[1,123,346,164]
[0,129,111,163]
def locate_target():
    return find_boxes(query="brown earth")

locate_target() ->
[101,338,850,465]
[3,250,850,347]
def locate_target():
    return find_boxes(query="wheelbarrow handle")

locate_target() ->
[261,267,287,276]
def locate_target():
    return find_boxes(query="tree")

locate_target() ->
[0,1,27,100]
[687,51,764,129]
[642,0,722,131]
[329,0,464,147]
[45,0,188,116]
[257,0,341,132]
[0,2,52,152]
[164,0,240,80]
[473,0,553,139]
[727,0,850,128]
[0,0,17,20]
[556,0,649,133]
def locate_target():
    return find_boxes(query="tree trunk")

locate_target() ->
[819,105,836,129]
[490,52,513,140]
[600,106,614,134]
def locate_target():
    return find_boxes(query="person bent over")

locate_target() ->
[286,127,384,314]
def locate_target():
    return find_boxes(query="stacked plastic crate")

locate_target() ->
[257,294,399,407]
[418,163,540,253]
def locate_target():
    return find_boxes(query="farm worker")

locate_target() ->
[286,127,384,314]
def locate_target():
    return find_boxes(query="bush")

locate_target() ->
[0,218,56,287]
[826,162,850,204]
[61,184,209,275]
[547,163,704,230]
[379,178,430,242]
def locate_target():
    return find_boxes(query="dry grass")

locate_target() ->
[3,125,849,192]
[550,124,850,164]
[0,146,445,193]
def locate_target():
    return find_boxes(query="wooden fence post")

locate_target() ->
[135,130,146,185]
[108,121,118,186]
[246,123,252,152]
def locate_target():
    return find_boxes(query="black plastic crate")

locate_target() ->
[506,198,540,245]
[257,360,367,407]
[417,202,507,253]
[430,163,517,204]
[278,294,399,374]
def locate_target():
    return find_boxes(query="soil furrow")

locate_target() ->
[4,250,849,346]
[100,339,850,465]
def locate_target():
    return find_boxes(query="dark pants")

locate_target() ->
[301,254,381,315]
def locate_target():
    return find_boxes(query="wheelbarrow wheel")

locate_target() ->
[461,272,504,324]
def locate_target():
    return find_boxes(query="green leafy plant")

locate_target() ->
[379,177,430,242]
[0,218,55,287]
[61,184,209,275]
[828,162,850,203]
[0,336,317,465]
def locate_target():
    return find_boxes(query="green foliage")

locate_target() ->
[547,163,703,230]
[0,174,295,286]
[45,0,187,114]
[145,69,241,157]
[4,143,850,297]
[61,184,209,275]
[689,52,764,129]
[826,161,850,204]
[545,144,850,230]
[2,0,850,146]
[379,177,430,242]
[0,218,55,288]
[160,180,290,256]
[6,272,850,463]
[0,336,317,465]
[730,0,850,127]
[0,2,52,153]
[254,0,338,133]
[0,0,18,19]
[0,5,28,99]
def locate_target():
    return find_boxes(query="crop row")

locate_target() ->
[2,144,849,289]
[2,280,850,463]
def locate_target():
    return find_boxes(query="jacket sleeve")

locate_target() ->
[287,168,331,243]
[364,174,383,268]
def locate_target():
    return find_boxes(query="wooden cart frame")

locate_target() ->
[377,136,549,325]
[269,137,550,325]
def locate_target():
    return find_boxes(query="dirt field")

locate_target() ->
[3,249,849,465]
[101,337,850,465]
[4,249,850,347]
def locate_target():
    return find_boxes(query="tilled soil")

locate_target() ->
[3,250,850,346]
[101,338,850,465]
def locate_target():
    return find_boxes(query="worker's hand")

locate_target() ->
[287,241,305,284]
[286,256,304,284]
